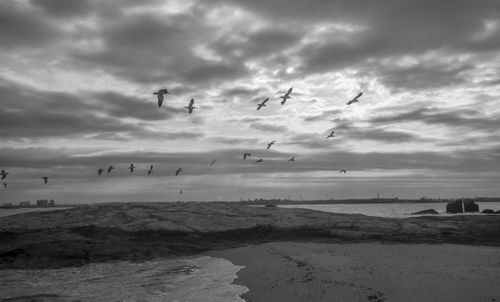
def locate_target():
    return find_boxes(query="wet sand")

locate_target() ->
[209,242,500,302]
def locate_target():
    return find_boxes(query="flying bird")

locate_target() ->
[179,189,183,194]
[185,98,196,114]
[129,164,135,173]
[346,92,362,105]
[153,89,170,107]
[210,159,217,167]
[147,165,154,175]
[243,153,251,160]
[0,170,8,180]
[107,165,114,173]
[280,87,293,105]
[266,141,276,150]
[2,183,6,189]
[288,157,295,161]
[257,98,269,110]
[175,168,182,176]
[41,177,49,184]
[339,169,347,174]
[97,168,104,176]
[255,159,263,163]
[326,130,335,138]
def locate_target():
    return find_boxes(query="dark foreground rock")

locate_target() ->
[446,200,463,213]
[411,209,438,215]
[463,199,479,212]
[0,202,499,269]
[482,209,496,214]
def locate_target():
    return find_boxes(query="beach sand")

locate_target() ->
[209,242,500,302]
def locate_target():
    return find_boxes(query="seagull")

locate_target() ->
[107,165,114,174]
[129,164,135,173]
[0,170,8,180]
[179,189,183,194]
[255,159,263,163]
[339,169,347,174]
[257,97,269,110]
[288,157,295,161]
[147,165,154,175]
[346,92,362,105]
[326,130,335,138]
[97,168,104,176]
[243,153,251,160]
[210,159,217,167]
[185,98,196,114]
[153,89,170,107]
[2,183,6,189]
[280,87,293,105]
[41,177,49,184]
[266,141,276,150]
[175,168,182,176]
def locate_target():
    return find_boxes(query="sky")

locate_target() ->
[1,0,500,203]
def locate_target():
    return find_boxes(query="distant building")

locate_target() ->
[19,201,30,207]
[36,199,48,207]
[49,200,55,207]
[2,203,13,207]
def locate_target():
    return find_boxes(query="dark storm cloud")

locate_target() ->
[73,9,249,85]
[371,63,473,90]
[370,106,500,132]
[216,0,500,89]
[29,0,92,17]
[0,78,181,139]
[0,1,60,49]
[249,122,289,133]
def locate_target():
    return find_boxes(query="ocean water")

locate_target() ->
[0,256,248,302]
[0,207,74,217]
[279,202,500,218]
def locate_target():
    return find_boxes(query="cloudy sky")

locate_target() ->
[1,0,500,203]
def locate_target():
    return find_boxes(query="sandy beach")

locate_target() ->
[210,242,500,302]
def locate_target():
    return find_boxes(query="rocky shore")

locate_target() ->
[1,202,499,269]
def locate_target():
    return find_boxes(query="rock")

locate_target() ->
[463,199,479,213]
[482,209,495,214]
[446,200,463,213]
[412,209,438,215]
[496,210,500,214]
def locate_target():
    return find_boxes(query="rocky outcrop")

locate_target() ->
[446,200,463,213]
[463,199,479,213]
[1,202,500,269]
[411,209,438,215]
[482,209,495,214]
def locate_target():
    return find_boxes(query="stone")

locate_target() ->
[463,199,479,213]
[412,209,439,215]
[446,200,463,213]
[482,209,495,214]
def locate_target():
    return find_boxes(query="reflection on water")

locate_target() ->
[0,256,248,302]
[279,202,500,218]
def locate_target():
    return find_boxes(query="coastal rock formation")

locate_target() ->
[0,202,499,269]
[411,209,438,215]
[463,199,479,213]
[482,209,496,214]
[446,200,463,213]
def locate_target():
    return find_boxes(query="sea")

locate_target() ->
[0,257,247,302]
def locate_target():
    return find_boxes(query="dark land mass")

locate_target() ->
[0,202,499,269]
[238,197,500,205]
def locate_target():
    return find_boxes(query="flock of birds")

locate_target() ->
[1,88,363,195]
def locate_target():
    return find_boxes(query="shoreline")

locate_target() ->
[209,242,500,302]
